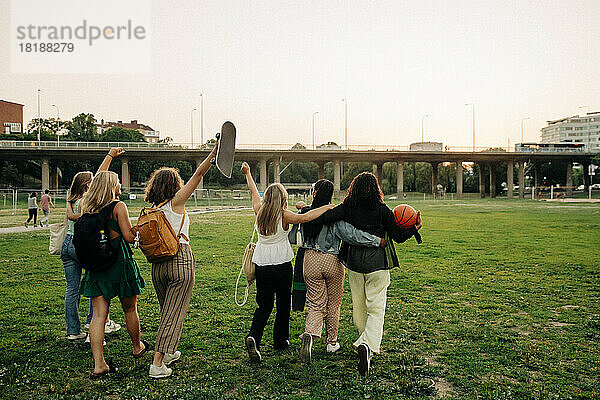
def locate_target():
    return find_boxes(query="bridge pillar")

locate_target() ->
[317,163,325,180]
[534,163,540,192]
[456,162,463,199]
[375,162,384,185]
[121,158,130,192]
[396,162,404,198]
[195,159,204,192]
[259,159,268,191]
[273,159,281,184]
[478,163,486,198]
[518,161,525,199]
[566,162,573,196]
[489,164,496,198]
[51,166,59,189]
[250,163,257,182]
[507,161,514,198]
[41,158,50,191]
[582,162,591,190]
[431,162,439,197]
[333,160,341,197]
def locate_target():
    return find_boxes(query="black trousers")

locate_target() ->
[26,208,37,224]
[249,261,293,349]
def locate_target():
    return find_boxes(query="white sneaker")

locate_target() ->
[66,332,87,341]
[326,342,341,353]
[84,323,90,330]
[84,333,106,345]
[163,351,181,366]
[149,363,172,379]
[245,336,261,363]
[105,320,121,334]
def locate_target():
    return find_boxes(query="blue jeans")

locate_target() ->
[61,234,93,335]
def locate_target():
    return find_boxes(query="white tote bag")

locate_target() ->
[49,216,68,255]
[235,229,257,306]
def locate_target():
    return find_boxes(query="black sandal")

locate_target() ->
[132,339,150,359]
[90,363,118,379]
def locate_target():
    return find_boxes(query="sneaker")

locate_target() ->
[105,320,121,334]
[84,323,90,330]
[24,222,28,228]
[357,343,371,377]
[163,351,181,366]
[149,363,172,379]
[299,333,312,364]
[85,333,106,345]
[326,342,341,353]
[66,332,87,341]
[245,336,261,363]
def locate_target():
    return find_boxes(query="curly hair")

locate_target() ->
[144,167,184,206]
[343,172,384,209]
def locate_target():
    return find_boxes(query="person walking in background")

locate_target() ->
[240,162,335,363]
[294,179,387,364]
[307,172,422,376]
[24,192,39,228]
[39,189,55,227]
[142,142,219,379]
[62,148,124,341]
[79,170,147,378]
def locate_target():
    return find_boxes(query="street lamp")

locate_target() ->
[37,89,41,142]
[465,103,475,151]
[520,117,530,144]
[190,108,197,148]
[51,104,60,146]
[342,99,348,149]
[312,111,319,150]
[200,93,204,147]
[421,114,430,143]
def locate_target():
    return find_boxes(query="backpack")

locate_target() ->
[73,201,119,272]
[133,200,187,264]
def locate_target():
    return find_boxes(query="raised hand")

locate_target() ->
[241,162,250,175]
[109,147,125,158]
[414,211,422,230]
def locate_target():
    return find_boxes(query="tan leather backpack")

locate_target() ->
[133,200,187,263]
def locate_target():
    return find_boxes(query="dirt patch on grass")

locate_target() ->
[434,378,454,398]
[558,305,584,310]
[548,321,574,328]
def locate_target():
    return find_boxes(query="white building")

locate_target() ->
[541,112,600,152]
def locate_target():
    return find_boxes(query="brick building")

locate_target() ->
[0,100,24,134]
[97,119,160,143]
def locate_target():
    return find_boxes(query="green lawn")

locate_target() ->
[0,200,598,399]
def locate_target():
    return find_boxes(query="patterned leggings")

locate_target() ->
[303,249,345,344]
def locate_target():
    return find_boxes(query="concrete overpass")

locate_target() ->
[0,141,594,199]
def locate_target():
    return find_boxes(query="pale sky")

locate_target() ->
[1,0,599,149]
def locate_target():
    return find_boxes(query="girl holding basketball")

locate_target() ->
[306,172,422,376]
[240,162,334,363]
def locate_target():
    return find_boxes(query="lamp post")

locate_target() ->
[200,93,204,147]
[465,103,475,151]
[312,111,319,150]
[520,117,530,144]
[342,99,348,149]
[579,106,590,151]
[421,114,429,143]
[51,104,60,146]
[190,108,197,148]
[37,89,41,142]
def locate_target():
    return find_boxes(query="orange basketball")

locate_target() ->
[393,204,418,228]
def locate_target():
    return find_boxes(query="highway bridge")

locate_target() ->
[0,141,595,199]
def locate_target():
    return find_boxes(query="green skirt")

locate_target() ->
[80,237,145,299]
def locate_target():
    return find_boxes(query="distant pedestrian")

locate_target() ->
[40,189,55,227]
[25,192,38,228]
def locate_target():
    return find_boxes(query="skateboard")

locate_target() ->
[211,121,236,178]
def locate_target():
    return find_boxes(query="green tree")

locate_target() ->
[65,113,98,141]
[99,127,146,142]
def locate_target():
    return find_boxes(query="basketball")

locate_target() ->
[392,204,419,228]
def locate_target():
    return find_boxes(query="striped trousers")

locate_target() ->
[152,243,195,354]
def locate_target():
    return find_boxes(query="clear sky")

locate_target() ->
[1,0,599,149]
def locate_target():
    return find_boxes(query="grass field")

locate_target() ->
[0,199,598,399]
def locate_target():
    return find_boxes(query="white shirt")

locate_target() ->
[160,200,190,244]
[252,217,294,266]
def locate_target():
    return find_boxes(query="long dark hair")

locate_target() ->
[343,172,384,209]
[303,179,334,242]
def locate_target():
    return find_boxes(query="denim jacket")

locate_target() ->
[300,220,381,255]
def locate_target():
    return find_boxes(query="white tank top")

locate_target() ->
[160,200,190,244]
[252,216,294,266]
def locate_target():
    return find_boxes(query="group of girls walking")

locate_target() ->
[240,163,422,376]
[61,144,219,379]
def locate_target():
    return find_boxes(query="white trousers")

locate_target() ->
[348,269,390,354]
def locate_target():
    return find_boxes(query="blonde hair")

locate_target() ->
[80,171,120,214]
[256,183,288,236]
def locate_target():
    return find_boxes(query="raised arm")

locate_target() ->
[333,220,386,247]
[114,201,135,243]
[97,147,125,174]
[283,203,335,225]
[241,162,261,215]
[172,143,219,209]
